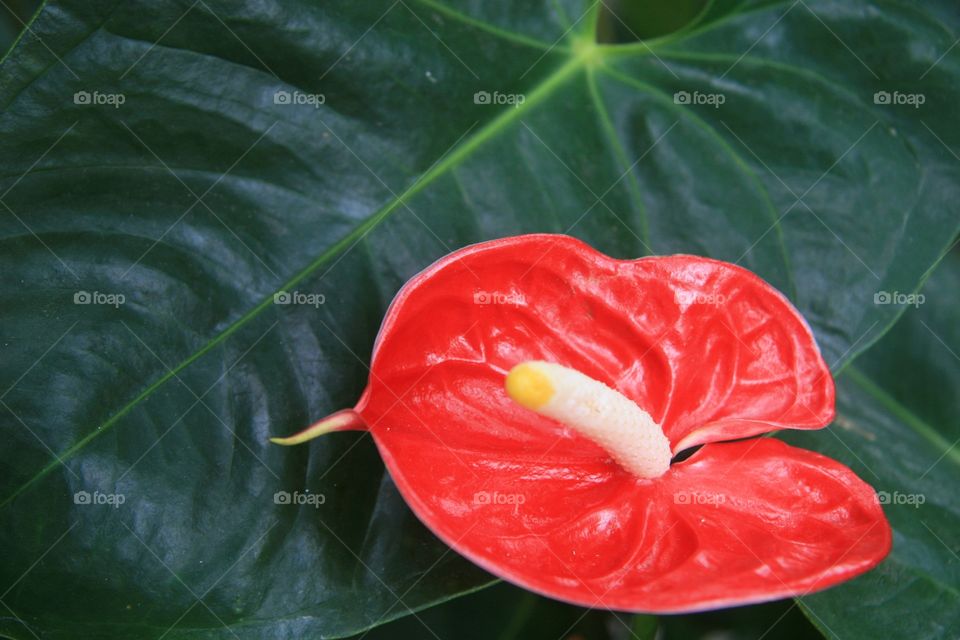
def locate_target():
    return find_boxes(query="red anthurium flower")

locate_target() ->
[272,234,891,613]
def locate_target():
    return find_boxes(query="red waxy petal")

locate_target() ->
[374,434,888,612]
[363,235,833,451]
[347,234,888,611]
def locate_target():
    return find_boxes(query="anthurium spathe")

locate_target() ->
[272,234,891,613]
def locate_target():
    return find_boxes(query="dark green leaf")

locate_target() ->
[1,0,958,637]
[659,598,821,639]
[627,613,659,640]
[784,250,960,639]
[597,0,710,42]
[345,581,627,640]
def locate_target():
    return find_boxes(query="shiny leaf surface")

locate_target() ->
[784,250,960,639]
[0,0,958,637]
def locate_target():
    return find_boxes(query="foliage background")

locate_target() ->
[0,1,957,639]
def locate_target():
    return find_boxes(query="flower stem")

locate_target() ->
[269,409,367,445]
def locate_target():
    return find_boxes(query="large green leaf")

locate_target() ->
[1,0,958,638]
[362,581,823,640]
[345,581,653,640]
[659,598,820,639]
[783,249,960,639]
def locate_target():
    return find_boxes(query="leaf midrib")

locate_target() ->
[585,67,652,249]
[596,63,795,298]
[412,0,562,51]
[1,0,938,509]
[0,50,590,507]
[844,366,960,470]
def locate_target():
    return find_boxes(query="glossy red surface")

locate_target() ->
[351,234,890,612]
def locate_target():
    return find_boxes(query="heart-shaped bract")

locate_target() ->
[274,234,891,612]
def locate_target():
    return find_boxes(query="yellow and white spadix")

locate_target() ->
[505,361,671,478]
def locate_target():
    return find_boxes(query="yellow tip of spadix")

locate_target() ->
[505,362,555,410]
